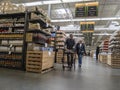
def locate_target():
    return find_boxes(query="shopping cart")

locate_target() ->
[62,49,76,71]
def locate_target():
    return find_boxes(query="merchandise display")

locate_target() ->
[0,12,26,69]
[25,7,54,73]
[107,30,120,68]
[55,30,67,63]
[0,1,25,14]
[56,30,66,49]
[100,39,109,53]
[0,2,54,72]
[109,30,120,53]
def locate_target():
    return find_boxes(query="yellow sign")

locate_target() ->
[80,21,95,32]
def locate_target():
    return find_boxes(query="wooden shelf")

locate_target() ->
[27,29,51,36]
[0,12,25,18]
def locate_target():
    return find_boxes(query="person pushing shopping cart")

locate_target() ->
[64,34,75,69]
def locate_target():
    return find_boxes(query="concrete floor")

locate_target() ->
[0,56,120,90]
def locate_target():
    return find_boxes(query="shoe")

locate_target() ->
[79,64,81,67]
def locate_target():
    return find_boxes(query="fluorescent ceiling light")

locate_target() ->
[55,9,67,14]
[51,17,120,22]
[43,0,61,4]
[62,0,92,3]
[101,17,116,20]
[72,33,112,36]
[93,33,112,35]
[23,2,42,6]
[17,0,93,6]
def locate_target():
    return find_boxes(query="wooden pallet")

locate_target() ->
[99,54,107,64]
[107,54,120,68]
[26,51,54,73]
[41,67,54,74]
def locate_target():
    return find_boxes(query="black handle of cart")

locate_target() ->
[62,49,76,70]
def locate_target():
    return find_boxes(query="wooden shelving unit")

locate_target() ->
[55,30,67,63]
[25,10,54,73]
[0,12,26,70]
[107,31,120,68]
[0,8,54,72]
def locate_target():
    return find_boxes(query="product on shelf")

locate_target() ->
[0,6,53,71]
[0,1,25,13]
[106,30,120,68]
[0,1,25,14]
[109,30,120,53]
[99,39,109,53]
[55,30,66,63]
[0,11,26,70]
[29,23,41,30]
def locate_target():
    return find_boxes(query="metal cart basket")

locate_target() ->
[62,49,76,70]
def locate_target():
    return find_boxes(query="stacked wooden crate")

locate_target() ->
[107,54,120,68]
[108,30,120,68]
[56,49,67,63]
[26,51,54,73]
[99,54,107,64]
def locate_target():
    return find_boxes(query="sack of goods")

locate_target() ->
[0,1,25,14]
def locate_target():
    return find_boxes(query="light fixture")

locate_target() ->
[43,0,61,4]
[62,0,92,3]
[55,9,67,14]
[103,31,109,36]
[18,0,93,6]
[51,17,120,22]
[23,2,42,6]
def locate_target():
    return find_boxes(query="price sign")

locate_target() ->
[75,3,86,17]
[86,2,99,17]
[80,22,87,31]
[75,2,99,17]
[80,22,95,32]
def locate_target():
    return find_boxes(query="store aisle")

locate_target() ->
[0,56,120,90]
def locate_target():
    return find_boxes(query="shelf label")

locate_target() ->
[48,51,51,56]
[45,43,48,47]
[8,51,11,54]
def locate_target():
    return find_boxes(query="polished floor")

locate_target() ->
[0,56,120,90]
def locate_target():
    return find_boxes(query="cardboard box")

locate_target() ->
[29,23,41,29]
[26,33,33,42]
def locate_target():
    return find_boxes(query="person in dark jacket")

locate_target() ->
[65,34,75,68]
[96,46,100,61]
[75,40,86,67]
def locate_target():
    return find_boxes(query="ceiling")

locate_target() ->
[2,0,120,48]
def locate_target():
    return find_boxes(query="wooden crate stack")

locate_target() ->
[99,54,107,64]
[108,30,120,68]
[26,51,54,73]
[56,50,67,63]
[107,54,120,68]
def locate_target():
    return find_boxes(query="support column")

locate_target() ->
[48,4,51,18]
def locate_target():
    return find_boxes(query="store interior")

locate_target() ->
[0,0,120,90]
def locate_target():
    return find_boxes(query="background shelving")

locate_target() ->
[25,9,54,73]
[0,12,26,70]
